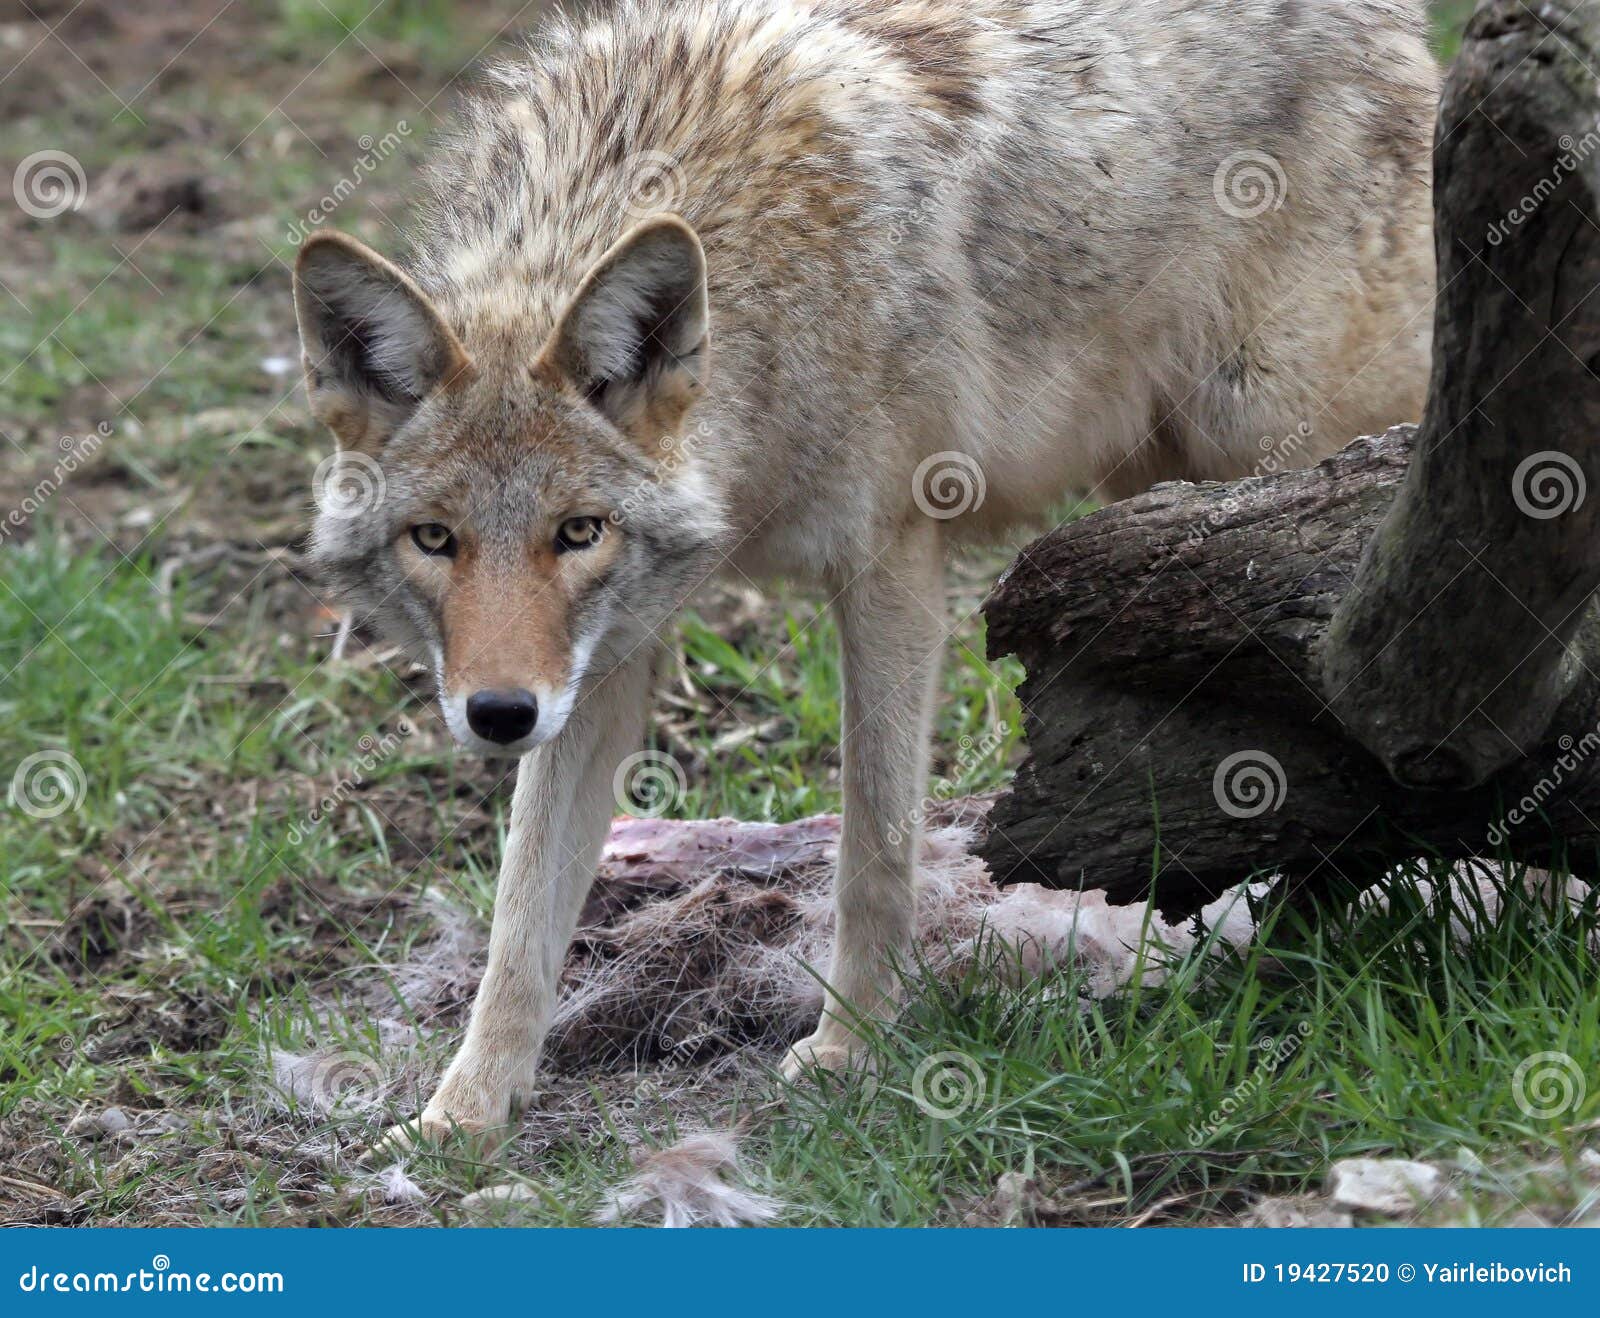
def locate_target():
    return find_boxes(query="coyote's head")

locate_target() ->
[293,216,724,756]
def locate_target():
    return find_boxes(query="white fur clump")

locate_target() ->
[264,1051,321,1112]
[596,1132,783,1228]
[377,1162,427,1204]
[385,896,483,1016]
[263,1045,387,1117]
[1360,863,1596,947]
[264,1051,354,1116]
[978,873,1266,997]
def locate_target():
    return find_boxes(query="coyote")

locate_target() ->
[293,0,1438,1151]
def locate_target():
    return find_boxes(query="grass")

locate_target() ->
[1429,0,1481,59]
[754,876,1600,1225]
[5,0,1596,1230]
[240,857,1600,1228]
[274,0,486,69]
[669,607,1023,821]
[4,531,1596,1226]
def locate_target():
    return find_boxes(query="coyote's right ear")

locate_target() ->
[293,231,472,453]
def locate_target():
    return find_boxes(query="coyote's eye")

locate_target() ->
[555,516,604,553]
[411,523,456,557]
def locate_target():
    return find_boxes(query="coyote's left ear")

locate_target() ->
[293,231,472,453]
[542,215,710,443]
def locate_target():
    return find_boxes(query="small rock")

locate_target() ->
[460,1182,540,1210]
[1249,1195,1354,1228]
[1327,1158,1449,1216]
[1580,1148,1600,1171]
[66,1107,131,1141]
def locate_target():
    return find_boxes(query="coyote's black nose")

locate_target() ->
[466,689,539,744]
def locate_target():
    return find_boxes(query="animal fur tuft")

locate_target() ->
[596,1131,783,1227]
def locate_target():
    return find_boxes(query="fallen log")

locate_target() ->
[980,0,1600,916]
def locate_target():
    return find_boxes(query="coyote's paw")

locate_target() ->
[362,1046,527,1163]
[360,1112,501,1164]
[360,1115,453,1164]
[780,1032,872,1084]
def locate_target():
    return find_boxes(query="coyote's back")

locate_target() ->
[406,0,1438,558]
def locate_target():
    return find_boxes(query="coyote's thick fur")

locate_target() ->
[293,0,1438,1150]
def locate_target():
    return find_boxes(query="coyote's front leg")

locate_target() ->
[785,518,945,1076]
[374,650,654,1154]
